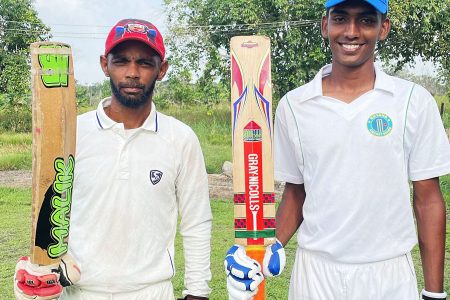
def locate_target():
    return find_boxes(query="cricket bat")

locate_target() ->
[230,36,275,299]
[30,42,76,266]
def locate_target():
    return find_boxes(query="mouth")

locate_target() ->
[340,43,363,51]
[119,84,144,94]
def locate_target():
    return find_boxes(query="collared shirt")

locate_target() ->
[274,64,450,263]
[68,98,212,296]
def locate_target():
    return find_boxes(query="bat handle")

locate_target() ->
[246,245,266,299]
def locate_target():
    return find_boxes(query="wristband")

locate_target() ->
[422,289,447,300]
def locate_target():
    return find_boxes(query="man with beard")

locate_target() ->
[14,19,212,300]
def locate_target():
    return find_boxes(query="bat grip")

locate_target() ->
[246,245,266,299]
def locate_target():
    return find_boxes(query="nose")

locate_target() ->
[345,19,360,39]
[126,62,140,79]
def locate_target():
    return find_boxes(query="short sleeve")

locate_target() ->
[405,85,450,181]
[274,96,304,184]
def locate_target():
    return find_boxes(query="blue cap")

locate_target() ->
[325,0,388,14]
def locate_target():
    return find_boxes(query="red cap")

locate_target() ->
[104,19,165,60]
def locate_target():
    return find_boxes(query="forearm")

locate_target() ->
[413,178,447,293]
[182,220,212,297]
[276,183,305,246]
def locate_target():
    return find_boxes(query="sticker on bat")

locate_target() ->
[38,44,70,88]
[35,155,75,259]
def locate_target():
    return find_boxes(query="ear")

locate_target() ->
[157,60,169,81]
[378,17,391,41]
[100,55,109,77]
[321,15,329,39]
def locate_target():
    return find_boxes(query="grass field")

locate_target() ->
[0,104,231,174]
[0,103,449,297]
[1,187,449,299]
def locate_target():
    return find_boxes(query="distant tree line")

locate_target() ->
[0,0,449,132]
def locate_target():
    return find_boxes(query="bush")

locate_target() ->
[0,109,32,133]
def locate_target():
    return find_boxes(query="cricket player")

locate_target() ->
[225,0,450,299]
[15,19,212,300]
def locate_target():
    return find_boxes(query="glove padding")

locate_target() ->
[14,255,81,300]
[262,240,286,277]
[224,245,263,300]
[224,240,286,300]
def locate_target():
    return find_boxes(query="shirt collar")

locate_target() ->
[301,64,395,101]
[95,97,159,132]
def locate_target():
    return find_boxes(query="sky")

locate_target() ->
[33,0,437,85]
[33,0,168,85]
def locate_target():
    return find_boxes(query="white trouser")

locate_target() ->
[289,248,419,300]
[60,280,175,300]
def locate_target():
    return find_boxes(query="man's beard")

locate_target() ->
[110,78,156,108]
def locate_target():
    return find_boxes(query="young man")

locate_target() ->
[225,0,450,299]
[15,19,212,300]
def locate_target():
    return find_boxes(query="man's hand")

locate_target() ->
[262,240,286,277]
[224,240,286,300]
[14,255,81,300]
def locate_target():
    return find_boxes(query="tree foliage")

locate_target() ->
[386,1,450,74]
[165,0,450,100]
[0,0,50,112]
[165,0,325,100]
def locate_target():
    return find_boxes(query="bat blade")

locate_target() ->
[230,36,275,299]
[30,42,77,266]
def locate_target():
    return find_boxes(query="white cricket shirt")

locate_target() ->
[68,98,212,296]
[274,65,450,263]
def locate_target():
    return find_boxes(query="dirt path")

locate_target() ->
[0,171,284,200]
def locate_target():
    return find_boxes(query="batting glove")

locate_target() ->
[224,240,286,300]
[14,255,81,300]
[262,239,286,277]
[224,245,263,300]
[421,289,447,300]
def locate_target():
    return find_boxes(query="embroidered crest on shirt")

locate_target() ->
[150,170,163,185]
[367,113,393,137]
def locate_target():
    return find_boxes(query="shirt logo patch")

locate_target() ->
[150,170,163,185]
[367,113,393,137]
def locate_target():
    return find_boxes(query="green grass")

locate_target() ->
[160,104,231,174]
[0,133,31,170]
[0,188,31,297]
[0,99,447,174]
[435,95,450,129]
[1,187,449,299]
[0,105,232,173]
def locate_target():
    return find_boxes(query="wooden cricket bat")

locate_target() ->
[230,36,275,299]
[30,42,76,266]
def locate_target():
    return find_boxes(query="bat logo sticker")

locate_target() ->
[150,170,163,185]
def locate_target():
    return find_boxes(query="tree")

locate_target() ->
[385,1,450,74]
[165,0,450,100]
[0,0,50,112]
[165,0,325,100]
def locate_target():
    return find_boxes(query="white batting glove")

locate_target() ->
[262,239,286,277]
[224,240,286,300]
[224,245,263,300]
[14,255,81,300]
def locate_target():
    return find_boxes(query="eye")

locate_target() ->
[360,16,376,25]
[111,57,128,65]
[332,16,346,23]
[139,59,156,67]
